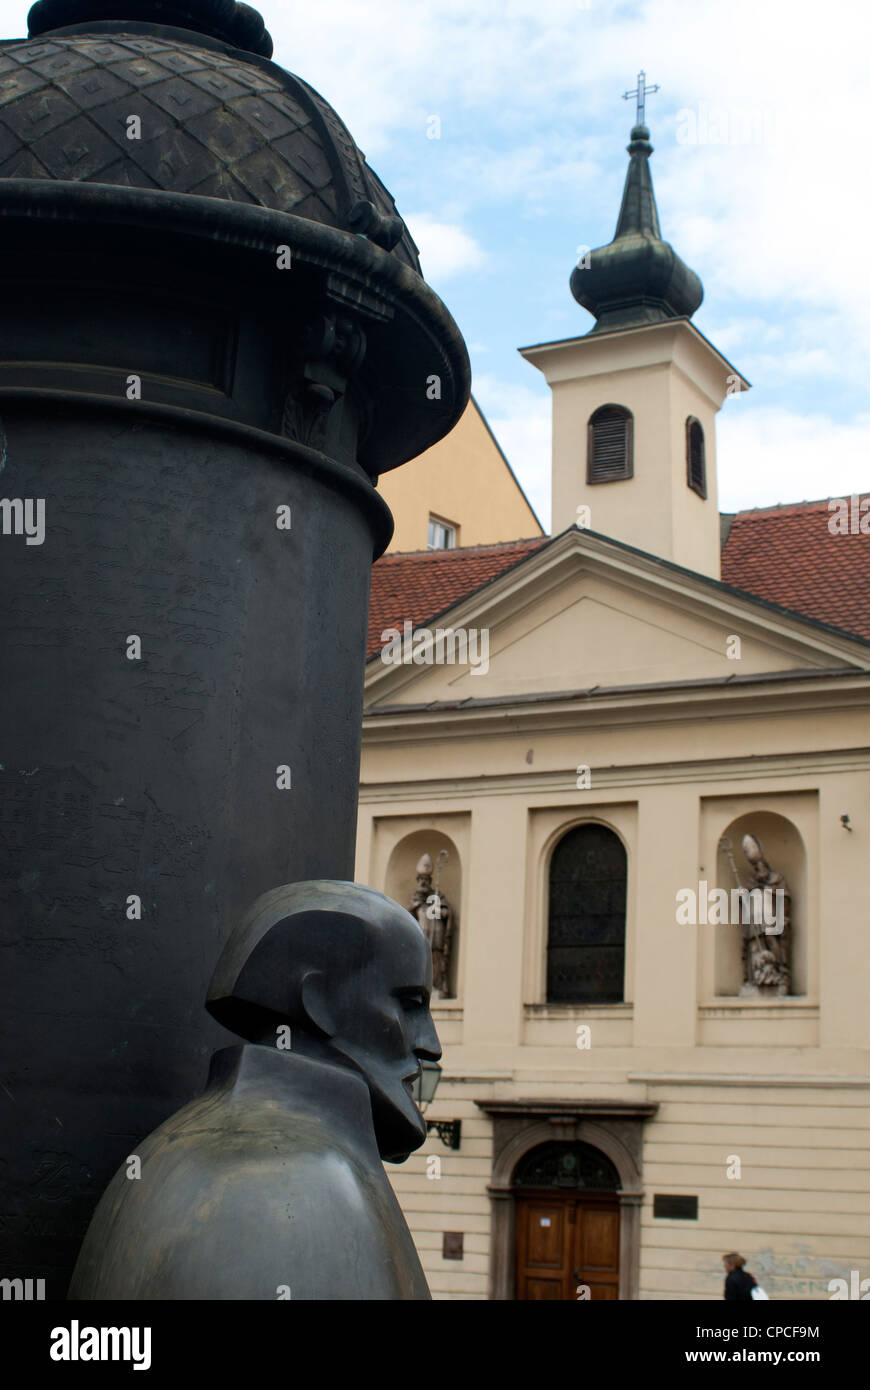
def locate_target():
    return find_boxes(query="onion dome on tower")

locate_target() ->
[571,121,703,334]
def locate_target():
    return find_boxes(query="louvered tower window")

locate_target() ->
[686,417,706,497]
[587,405,633,483]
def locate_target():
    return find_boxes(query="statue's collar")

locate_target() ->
[203,1044,380,1155]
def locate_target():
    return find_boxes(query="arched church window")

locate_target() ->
[587,404,633,483]
[547,824,627,1003]
[686,416,706,497]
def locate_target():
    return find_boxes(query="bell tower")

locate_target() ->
[521,76,748,579]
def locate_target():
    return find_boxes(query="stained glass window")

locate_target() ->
[547,823,627,1003]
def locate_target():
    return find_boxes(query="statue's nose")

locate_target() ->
[414,1015,441,1063]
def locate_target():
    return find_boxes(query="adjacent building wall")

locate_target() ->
[377,397,543,553]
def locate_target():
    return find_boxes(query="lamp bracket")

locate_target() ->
[426,1119,461,1150]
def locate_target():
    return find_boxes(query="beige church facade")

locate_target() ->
[357,118,870,1300]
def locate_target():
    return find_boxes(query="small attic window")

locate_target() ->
[686,417,706,498]
[428,515,457,550]
[587,405,633,484]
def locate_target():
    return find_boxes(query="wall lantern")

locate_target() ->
[412,1060,462,1150]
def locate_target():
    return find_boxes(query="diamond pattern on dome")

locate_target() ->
[87,91,174,143]
[106,56,174,87]
[0,120,23,161]
[31,113,121,178]
[53,69,135,110]
[31,49,93,78]
[145,75,224,120]
[230,94,301,140]
[185,69,250,102]
[0,66,47,103]
[1,86,79,137]
[0,148,52,177]
[0,33,364,229]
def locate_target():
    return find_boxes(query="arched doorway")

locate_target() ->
[513,1141,620,1300]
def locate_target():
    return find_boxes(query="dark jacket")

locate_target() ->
[725,1267,757,1301]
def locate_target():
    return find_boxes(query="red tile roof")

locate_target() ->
[722,495,870,641]
[367,537,547,658]
[367,497,870,660]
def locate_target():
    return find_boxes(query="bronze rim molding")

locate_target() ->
[0,391,395,555]
[0,178,471,477]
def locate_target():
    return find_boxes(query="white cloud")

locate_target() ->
[718,407,870,513]
[402,214,486,281]
[257,0,870,358]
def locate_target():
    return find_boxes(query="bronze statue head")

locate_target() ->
[206,881,441,1162]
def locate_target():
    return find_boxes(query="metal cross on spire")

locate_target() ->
[622,69,660,126]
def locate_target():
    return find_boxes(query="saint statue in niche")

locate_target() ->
[408,851,455,998]
[724,832,792,997]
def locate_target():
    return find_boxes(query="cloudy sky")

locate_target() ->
[5,0,867,528]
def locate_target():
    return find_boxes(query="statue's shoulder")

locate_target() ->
[69,1085,426,1300]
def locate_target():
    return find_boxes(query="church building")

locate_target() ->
[357,111,870,1299]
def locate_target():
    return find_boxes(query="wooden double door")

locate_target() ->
[516,1192,620,1300]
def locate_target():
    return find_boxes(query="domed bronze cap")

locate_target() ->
[28,0,274,58]
[2,0,419,269]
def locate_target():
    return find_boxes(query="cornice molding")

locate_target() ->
[362,670,870,744]
[627,1072,870,1089]
[475,1099,659,1118]
[359,745,870,801]
[519,318,748,391]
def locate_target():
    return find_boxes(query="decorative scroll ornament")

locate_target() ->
[281,312,367,453]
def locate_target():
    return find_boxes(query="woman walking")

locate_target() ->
[722,1252,759,1300]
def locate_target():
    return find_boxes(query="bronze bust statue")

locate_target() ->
[68,881,440,1300]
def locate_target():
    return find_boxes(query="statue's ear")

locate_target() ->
[299,969,337,1039]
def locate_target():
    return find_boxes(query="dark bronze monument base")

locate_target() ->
[0,0,468,1297]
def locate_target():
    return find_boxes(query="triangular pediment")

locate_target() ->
[365,530,870,708]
